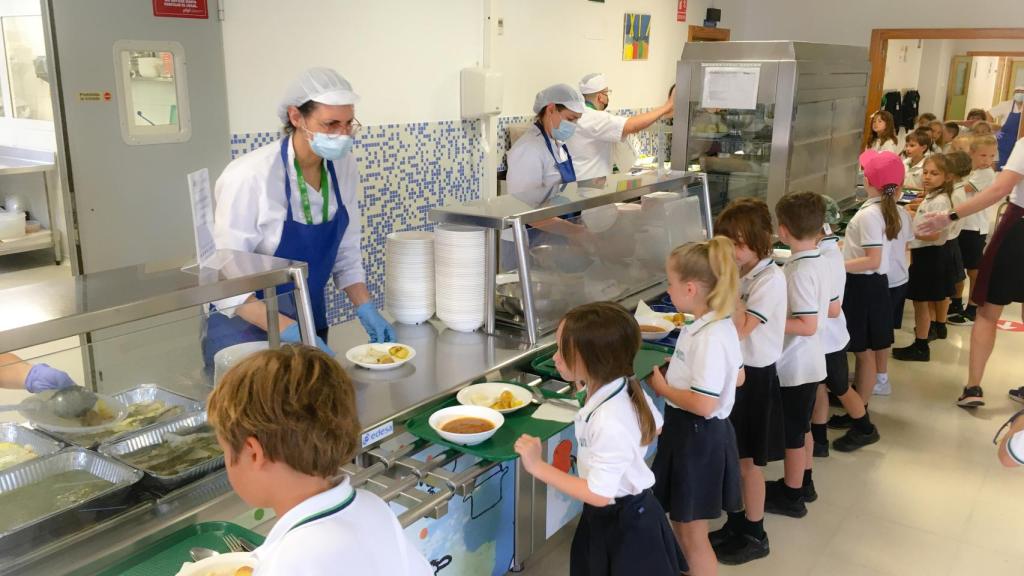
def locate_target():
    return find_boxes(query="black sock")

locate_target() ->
[784,484,803,501]
[803,468,813,486]
[742,516,765,539]
[852,411,874,434]
[811,423,827,444]
[952,297,963,309]
[726,510,745,531]
[914,338,929,348]
[966,303,977,313]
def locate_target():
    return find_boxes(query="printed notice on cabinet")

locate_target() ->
[700,65,760,110]
[187,168,220,269]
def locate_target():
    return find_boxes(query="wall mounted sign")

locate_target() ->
[623,13,651,61]
[153,0,208,19]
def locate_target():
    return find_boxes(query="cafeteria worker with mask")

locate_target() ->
[203,68,395,367]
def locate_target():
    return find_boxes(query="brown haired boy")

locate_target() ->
[208,346,431,575]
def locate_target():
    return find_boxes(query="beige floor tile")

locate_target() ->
[820,512,960,576]
[947,541,1024,576]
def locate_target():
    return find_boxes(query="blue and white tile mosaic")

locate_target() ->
[230,119,484,325]
[495,107,658,172]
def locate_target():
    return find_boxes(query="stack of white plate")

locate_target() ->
[385,231,435,325]
[435,224,486,332]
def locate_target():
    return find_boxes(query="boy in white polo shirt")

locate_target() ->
[765,192,831,519]
[207,346,432,576]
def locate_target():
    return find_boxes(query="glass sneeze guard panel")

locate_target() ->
[1,15,51,121]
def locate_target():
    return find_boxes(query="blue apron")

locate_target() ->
[997,106,1021,171]
[536,121,576,184]
[202,136,349,368]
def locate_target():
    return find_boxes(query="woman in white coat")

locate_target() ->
[203,68,394,368]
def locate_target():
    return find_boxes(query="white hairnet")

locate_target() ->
[579,73,608,95]
[277,67,360,124]
[532,84,586,115]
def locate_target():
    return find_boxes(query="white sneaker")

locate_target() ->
[873,379,892,396]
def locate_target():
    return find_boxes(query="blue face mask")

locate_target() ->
[552,119,576,142]
[303,121,353,161]
[1014,93,1024,104]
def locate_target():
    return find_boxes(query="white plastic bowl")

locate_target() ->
[637,317,675,341]
[429,405,504,446]
[174,552,256,576]
[213,341,269,384]
[457,383,532,414]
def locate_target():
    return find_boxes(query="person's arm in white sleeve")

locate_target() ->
[622,88,674,136]
[332,157,371,307]
[506,141,545,200]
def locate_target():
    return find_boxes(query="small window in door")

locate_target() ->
[113,40,191,145]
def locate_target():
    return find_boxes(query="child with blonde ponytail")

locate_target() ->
[649,237,744,576]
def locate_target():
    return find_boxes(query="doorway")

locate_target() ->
[866,28,1024,147]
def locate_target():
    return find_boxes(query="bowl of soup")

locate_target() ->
[428,405,505,446]
[637,317,675,341]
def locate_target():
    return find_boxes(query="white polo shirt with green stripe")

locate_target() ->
[664,311,742,420]
[842,197,892,276]
[739,257,787,368]
[777,248,829,388]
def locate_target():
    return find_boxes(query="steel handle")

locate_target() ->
[288,265,317,345]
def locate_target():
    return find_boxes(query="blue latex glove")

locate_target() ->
[280,323,334,356]
[25,364,76,394]
[356,303,397,343]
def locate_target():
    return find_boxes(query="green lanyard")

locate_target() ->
[292,157,330,225]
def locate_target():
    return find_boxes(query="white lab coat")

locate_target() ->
[567,108,628,181]
[212,139,365,314]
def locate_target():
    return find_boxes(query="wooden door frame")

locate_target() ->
[865,28,1024,147]
[944,55,973,121]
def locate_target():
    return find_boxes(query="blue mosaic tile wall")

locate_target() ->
[230,120,483,325]
[495,107,658,172]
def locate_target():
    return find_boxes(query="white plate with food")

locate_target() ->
[637,317,675,341]
[175,552,256,576]
[428,405,504,446]
[456,383,532,414]
[345,343,416,370]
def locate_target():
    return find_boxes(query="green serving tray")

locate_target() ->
[406,385,578,462]
[95,521,264,576]
[528,341,674,381]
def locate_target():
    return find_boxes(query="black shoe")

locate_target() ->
[957,386,985,408]
[764,480,807,518]
[709,525,736,549]
[1010,387,1024,405]
[833,426,880,452]
[935,323,947,339]
[948,301,965,316]
[893,342,930,362]
[803,481,818,503]
[927,324,938,341]
[716,533,770,566]
[964,306,977,321]
[813,441,830,458]
[947,313,974,326]
[826,413,853,430]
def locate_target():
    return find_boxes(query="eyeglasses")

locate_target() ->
[311,117,363,137]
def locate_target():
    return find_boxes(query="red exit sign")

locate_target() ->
[153,0,208,19]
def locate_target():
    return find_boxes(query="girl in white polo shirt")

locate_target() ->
[649,237,743,576]
[707,199,786,565]
[873,203,913,396]
[515,302,684,576]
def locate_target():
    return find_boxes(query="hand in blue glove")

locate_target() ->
[356,303,397,344]
[25,364,76,394]
[280,323,334,356]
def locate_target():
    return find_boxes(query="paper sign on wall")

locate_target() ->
[186,168,219,268]
[677,0,687,22]
[701,65,761,110]
[153,0,208,19]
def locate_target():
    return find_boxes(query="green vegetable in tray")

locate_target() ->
[120,425,222,477]
[0,470,114,532]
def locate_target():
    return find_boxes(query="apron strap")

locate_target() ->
[535,121,573,166]
[279,136,294,222]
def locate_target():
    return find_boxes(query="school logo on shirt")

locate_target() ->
[674,349,685,361]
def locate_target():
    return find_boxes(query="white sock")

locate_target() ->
[876,373,889,384]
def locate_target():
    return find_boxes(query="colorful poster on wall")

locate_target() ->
[622,13,651,61]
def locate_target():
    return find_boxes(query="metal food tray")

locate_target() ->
[0,423,63,471]
[98,412,223,491]
[0,448,143,541]
[41,384,203,448]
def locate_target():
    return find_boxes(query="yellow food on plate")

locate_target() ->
[664,313,685,327]
[489,390,524,411]
[375,355,395,364]
[388,345,409,359]
[235,568,254,576]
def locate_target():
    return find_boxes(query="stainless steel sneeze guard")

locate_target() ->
[0,249,316,353]
[429,171,711,343]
